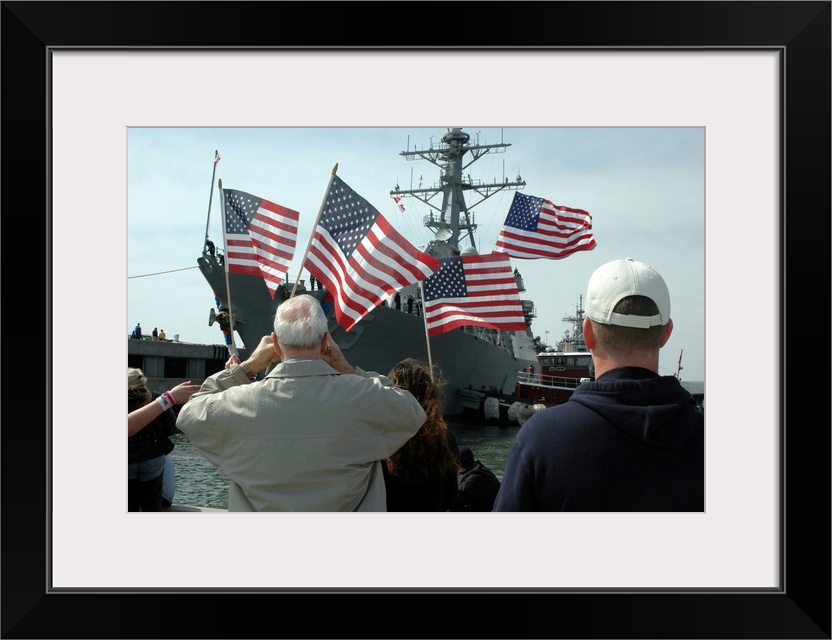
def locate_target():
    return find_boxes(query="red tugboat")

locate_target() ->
[510,298,703,422]
[515,349,593,405]
[514,296,594,407]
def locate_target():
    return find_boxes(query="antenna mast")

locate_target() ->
[390,127,525,258]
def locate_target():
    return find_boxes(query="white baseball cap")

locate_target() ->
[585,258,670,328]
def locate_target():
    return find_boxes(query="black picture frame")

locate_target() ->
[4,2,829,638]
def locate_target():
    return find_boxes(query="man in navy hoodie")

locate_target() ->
[493,258,704,512]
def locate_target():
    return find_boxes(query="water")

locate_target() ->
[680,380,704,395]
[168,432,231,510]
[447,421,520,481]
[168,421,520,510]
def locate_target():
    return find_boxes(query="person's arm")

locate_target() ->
[128,381,201,436]
[223,333,282,383]
[176,333,282,443]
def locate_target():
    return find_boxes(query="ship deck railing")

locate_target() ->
[517,372,588,389]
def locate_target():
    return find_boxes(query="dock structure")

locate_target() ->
[128,338,250,393]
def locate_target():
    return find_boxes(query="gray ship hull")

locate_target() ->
[198,254,535,416]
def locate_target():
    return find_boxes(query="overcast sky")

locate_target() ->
[127,126,704,381]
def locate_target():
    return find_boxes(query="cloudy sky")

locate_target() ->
[127,126,705,381]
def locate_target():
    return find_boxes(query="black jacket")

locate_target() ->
[128,392,177,463]
[382,464,459,512]
[494,367,704,511]
[452,461,501,511]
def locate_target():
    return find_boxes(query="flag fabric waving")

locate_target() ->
[422,252,526,337]
[222,188,300,299]
[495,191,596,260]
[306,174,441,332]
[214,151,221,165]
[392,194,406,213]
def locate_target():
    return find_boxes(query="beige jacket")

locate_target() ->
[176,360,425,511]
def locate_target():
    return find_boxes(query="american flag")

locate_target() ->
[422,252,526,337]
[392,194,406,213]
[306,174,441,332]
[214,151,221,165]
[495,192,596,260]
[222,188,299,299]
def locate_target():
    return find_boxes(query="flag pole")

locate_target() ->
[418,280,435,383]
[217,178,239,357]
[290,163,339,299]
[203,150,220,250]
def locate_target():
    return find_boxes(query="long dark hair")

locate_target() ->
[385,358,457,483]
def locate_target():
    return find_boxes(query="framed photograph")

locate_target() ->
[8,2,829,638]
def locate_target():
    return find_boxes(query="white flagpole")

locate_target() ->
[258,164,339,379]
[217,178,239,357]
[291,163,339,299]
[418,280,435,382]
[203,150,219,250]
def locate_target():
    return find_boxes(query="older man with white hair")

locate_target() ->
[177,294,426,512]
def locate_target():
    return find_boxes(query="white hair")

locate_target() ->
[273,295,328,349]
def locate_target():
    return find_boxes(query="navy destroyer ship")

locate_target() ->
[196,128,539,416]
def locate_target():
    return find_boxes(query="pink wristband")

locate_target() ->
[156,393,174,411]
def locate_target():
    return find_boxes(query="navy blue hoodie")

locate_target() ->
[493,367,704,511]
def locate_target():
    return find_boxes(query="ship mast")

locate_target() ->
[560,295,588,351]
[390,128,526,259]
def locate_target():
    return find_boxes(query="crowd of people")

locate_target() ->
[127,257,703,512]
[391,291,422,315]
[131,323,167,340]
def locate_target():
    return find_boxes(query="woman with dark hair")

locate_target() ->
[383,358,459,511]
